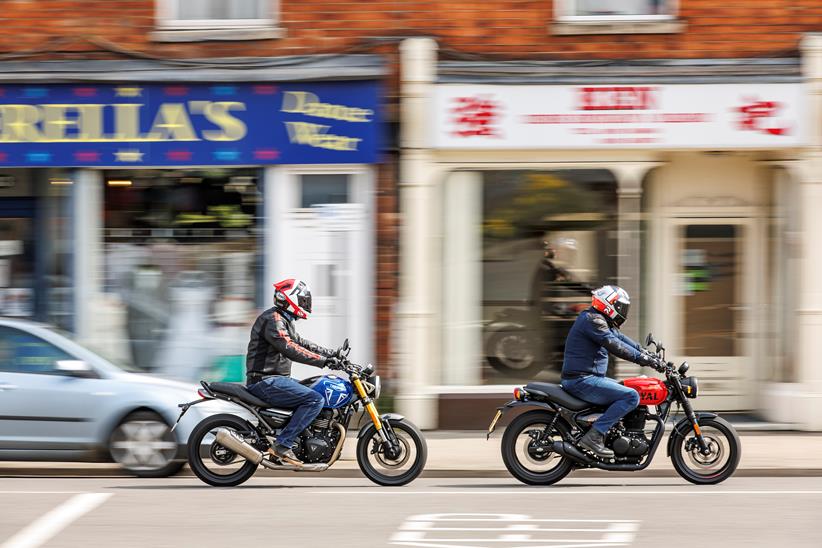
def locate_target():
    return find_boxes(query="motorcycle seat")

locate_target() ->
[207,382,272,408]
[525,382,591,411]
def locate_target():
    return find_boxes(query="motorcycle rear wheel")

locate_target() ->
[501,410,573,485]
[187,414,259,487]
[670,416,741,485]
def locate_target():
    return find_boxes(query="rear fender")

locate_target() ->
[486,400,570,439]
[666,412,718,457]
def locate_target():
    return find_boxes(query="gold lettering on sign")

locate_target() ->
[202,101,247,141]
[284,121,362,151]
[145,103,198,141]
[281,91,373,123]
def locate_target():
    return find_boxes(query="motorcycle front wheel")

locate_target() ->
[670,416,741,485]
[357,418,427,486]
[187,414,259,487]
[501,410,573,486]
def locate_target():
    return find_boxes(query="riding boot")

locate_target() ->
[578,428,614,459]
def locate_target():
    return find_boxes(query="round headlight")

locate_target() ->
[373,375,381,399]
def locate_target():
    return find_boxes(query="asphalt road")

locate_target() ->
[1,475,820,548]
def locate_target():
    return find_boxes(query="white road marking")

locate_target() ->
[317,489,822,495]
[391,513,639,547]
[1,492,112,548]
[0,491,82,495]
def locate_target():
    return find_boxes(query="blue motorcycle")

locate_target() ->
[176,340,427,487]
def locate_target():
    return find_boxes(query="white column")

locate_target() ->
[72,169,103,344]
[442,171,482,386]
[790,34,822,429]
[396,37,439,428]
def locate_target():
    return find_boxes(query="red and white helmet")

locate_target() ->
[273,278,313,320]
[591,285,631,327]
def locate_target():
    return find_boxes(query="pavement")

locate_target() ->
[1,476,821,547]
[2,430,821,477]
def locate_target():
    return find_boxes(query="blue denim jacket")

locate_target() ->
[561,308,651,378]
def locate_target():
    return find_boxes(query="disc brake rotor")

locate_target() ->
[687,435,723,467]
[374,435,411,468]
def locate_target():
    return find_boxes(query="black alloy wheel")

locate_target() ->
[501,410,574,486]
[187,414,259,487]
[356,418,427,487]
[670,416,741,485]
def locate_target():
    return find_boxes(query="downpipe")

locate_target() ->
[551,440,594,465]
[214,428,328,472]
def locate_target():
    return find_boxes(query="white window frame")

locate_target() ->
[555,0,678,22]
[156,0,276,30]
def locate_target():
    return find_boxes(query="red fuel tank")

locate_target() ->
[622,376,669,406]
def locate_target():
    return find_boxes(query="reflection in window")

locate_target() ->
[0,326,74,374]
[300,174,350,208]
[479,170,617,384]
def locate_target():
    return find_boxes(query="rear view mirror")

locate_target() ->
[645,333,655,347]
[56,360,97,378]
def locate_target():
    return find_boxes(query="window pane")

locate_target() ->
[478,170,617,384]
[0,326,74,374]
[178,0,263,20]
[681,225,739,356]
[574,0,673,16]
[300,174,350,208]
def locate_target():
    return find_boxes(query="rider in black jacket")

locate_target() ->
[245,278,341,465]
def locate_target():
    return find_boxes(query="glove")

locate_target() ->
[325,357,343,370]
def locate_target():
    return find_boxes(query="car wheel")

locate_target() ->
[109,410,184,478]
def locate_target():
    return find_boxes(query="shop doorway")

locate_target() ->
[0,202,34,319]
[663,217,759,411]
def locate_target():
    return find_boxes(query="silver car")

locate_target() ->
[0,318,231,477]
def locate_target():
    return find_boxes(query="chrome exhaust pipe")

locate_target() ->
[215,428,263,465]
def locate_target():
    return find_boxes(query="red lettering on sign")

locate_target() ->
[578,87,658,111]
[736,99,790,136]
[451,95,500,138]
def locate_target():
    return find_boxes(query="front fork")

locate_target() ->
[680,397,711,455]
[352,376,400,455]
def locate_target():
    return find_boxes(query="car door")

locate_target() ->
[0,325,103,451]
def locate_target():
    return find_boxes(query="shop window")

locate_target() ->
[300,174,350,208]
[102,169,262,372]
[442,170,618,386]
[557,0,677,19]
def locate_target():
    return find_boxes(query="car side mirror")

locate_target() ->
[56,360,97,379]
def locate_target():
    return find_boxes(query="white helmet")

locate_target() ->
[591,285,630,327]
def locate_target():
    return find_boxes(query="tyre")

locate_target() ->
[357,418,427,487]
[485,330,545,378]
[670,416,741,485]
[109,410,184,478]
[501,410,573,486]
[187,414,259,487]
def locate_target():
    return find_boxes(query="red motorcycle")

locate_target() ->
[488,333,741,485]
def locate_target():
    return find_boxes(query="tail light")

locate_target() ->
[513,387,527,401]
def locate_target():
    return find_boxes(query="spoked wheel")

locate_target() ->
[670,416,741,485]
[357,418,427,486]
[501,410,573,485]
[109,410,184,478]
[187,414,259,487]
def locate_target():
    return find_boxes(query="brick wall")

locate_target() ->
[1,1,820,60]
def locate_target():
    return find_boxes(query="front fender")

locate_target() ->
[666,412,718,457]
[357,413,406,438]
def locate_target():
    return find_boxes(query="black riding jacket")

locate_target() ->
[245,306,335,385]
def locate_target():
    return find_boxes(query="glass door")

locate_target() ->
[674,220,754,410]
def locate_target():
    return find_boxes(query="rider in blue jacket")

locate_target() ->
[561,285,662,459]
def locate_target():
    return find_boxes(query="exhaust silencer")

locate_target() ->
[552,440,594,465]
[215,428,263,465]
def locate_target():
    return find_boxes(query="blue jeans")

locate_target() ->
[561,375,639,435]
[247,376,325,448]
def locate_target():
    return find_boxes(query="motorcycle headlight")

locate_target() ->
[372,375,381,399]
[681,376,698,399]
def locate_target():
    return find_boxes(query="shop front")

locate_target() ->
[397,38,809,428]
[0,72,382,381]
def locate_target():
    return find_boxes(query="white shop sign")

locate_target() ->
[432,83,805,149]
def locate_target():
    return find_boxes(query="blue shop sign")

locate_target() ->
[0,81,380,166]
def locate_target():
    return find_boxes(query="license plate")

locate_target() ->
[486,409,503,439]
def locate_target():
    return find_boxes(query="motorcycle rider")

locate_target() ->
[561,285,663,459]
[245,278,341,466]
